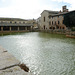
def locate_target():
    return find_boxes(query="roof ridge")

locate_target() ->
[0,17,27,21]
[44,10,59,12]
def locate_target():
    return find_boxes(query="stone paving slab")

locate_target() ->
[0,52,20,70]
[0,46,7,53]
[0,46,34,75]
[0,66,33,75]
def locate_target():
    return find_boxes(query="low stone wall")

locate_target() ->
[0,46,34,75]
[39,29,75,35]
[0,30,30,33]
[39,30,66,35]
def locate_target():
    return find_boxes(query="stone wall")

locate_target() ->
[49,15,66,30]
[41,11,49,30]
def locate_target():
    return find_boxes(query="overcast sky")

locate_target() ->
[0,0,75,19]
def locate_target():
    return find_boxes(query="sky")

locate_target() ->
[0,0,75,19]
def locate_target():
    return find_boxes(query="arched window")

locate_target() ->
[49,27,52,29]
[55,21,56,25]
[53,27,55,30]
[62,27,64,29]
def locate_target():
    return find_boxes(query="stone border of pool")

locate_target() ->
[0,46,34,75]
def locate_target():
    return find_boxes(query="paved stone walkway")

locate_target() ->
[0,46,33,75]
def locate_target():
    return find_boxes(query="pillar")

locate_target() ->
[1,26,3,31]
[25,27,27,30]
[18,26,19,31]
[10,27,11,31]
[31,26,32,30]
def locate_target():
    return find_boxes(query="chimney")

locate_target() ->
[62,5,69,12]
[66,9,69,12]
[62,5,66,12]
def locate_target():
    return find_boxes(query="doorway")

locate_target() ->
[44,25,45,30]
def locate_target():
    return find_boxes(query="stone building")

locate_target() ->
[40,6,75,31]
[40,10,58,30]
[26,19,38,29]
[0,18,33,32]
[37,17,41,29]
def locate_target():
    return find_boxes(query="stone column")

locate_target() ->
[1,27,3,31]
[10,27,11,31]
[31,26,32,30]
[18,27,19,31]
[25,27,27,30]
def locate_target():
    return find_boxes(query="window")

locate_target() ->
[44,17,45,22]
[23,22,25,24]
[49,27,52,29]
[49,21,51,25]
[19,22,21,24]
[52,21,53,25]
[55,21,56,25]
[44,25,45,30]
[63,20,64,24]
[62,27,64,29]
[53,27,55,30]
[15,22,16,23]
[10,21,12,23]
[58,21,60,24]
[49,16,50,19]
[33,22,35,24]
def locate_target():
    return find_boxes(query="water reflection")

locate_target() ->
[0,32,75,75]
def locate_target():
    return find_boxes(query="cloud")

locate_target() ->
[0,0,43,19]
[0,0,74,19]
[0,0,54,19]
[2,0,6,2]
[52,0,75,10]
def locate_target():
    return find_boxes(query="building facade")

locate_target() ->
[40,6,75,31]
[37,17,41,29]
[0,18,33,32]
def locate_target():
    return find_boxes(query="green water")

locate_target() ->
[0,32,75,75]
